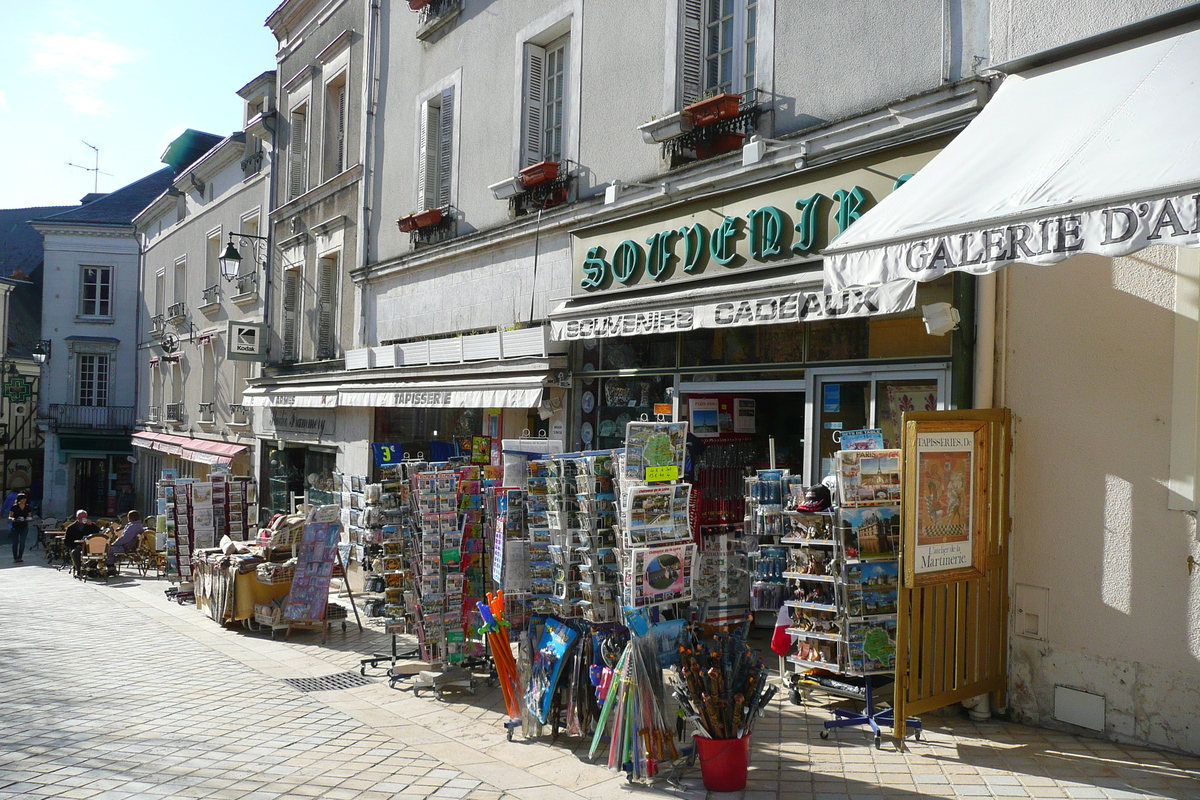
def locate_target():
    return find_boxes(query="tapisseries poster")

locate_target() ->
[913,430,975,576]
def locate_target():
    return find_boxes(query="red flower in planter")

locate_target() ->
[408,0,431,10]
[518,160,560,188]
[397,208,444,232]
[684,93,742,127]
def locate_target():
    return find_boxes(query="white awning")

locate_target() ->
[337,375,545,408]
[241,387,339,408]
[823,27,1200,293]
[549,268,915,341]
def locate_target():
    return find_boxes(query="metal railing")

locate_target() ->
[415,0,461,41]
[198,402,214,422]
[48,404,136,431]
[150,315,166,337]
[165,403,184,423]
[146,407,160,423]
[201,285,220,306]
[235,274,258,296]
[167,302,187,320]
[229,403,249,425]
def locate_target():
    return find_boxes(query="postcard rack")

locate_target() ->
[781,447,921,747]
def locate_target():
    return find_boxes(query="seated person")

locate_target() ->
[109,511,143,570]
[64,509,101,574]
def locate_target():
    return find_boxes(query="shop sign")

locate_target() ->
[571,142,940,295]
[268,408,336,439]
[227,321,267,362]
[551,280,915,340]
[834,190,1200,290]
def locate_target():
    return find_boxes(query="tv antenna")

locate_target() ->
[67,141,112,193]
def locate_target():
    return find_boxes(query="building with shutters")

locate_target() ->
[130,79,275,507]
[245,0,371,517]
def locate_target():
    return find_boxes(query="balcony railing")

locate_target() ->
[198,402,214,422]
[150,315,166,338]
[167,302,187,321]
[165,403,184,423]
[48,404,136,431]
[234,273,258,298]
[146,407,160,424]
[201,285,220,307]
[229,403,249,425]
[414,0,461,41]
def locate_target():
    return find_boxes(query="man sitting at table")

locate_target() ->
[64,509,101,575]
[108,510,143,572]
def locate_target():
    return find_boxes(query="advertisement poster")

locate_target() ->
[283,507,342,622]
[629,543,695,607]
[689,398,720,437]
[734,398,756,433]
[624,421,688,482]
[913,431,975,576]
[623,483,691,546]
[836,449,901,507]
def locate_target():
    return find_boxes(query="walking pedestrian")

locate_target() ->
[9,493,32,563]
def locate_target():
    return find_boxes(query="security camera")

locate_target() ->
[922,302,960,337]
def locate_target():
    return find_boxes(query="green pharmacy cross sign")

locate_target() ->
[2,373,31,404]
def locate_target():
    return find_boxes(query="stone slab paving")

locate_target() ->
[3,553,1198,800]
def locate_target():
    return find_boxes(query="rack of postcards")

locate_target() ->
[614,421,695,611]
[491,483,531,632]
[412,469,462,665]
[781,446,903,686]
[567,452,620,622]
[159,471,259,585]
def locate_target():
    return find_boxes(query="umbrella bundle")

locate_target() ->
[673,624,776,740]
[589,625,678,782]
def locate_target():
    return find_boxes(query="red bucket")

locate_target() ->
[694,734,751,792]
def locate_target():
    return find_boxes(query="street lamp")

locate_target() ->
[218,232,270,283]
[31,340,50,365]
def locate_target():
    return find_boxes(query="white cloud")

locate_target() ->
[29,32,136,115]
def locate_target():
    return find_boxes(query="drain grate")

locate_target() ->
[282,671,375,692]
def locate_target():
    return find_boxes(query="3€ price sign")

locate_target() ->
[372,443,402,466]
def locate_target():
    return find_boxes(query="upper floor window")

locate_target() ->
[682,0,758,105]
[324,74,348,180]
[289,104,309,200]
[316,254,338,360]
[205,229,222,290]
[155,270,165,317]
[521,35,569,167]
[282,268,301,362]
[79,266,112,317]
[418,87,455,211]
[77,353,110,407]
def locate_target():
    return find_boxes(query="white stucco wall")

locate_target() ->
[1001,249,1200,753]
[990,0,1196,65]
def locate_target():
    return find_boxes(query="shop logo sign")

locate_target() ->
[579,185,872,292]
[227,321,267,362]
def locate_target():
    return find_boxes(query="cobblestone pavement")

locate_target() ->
[2,552,1198,800]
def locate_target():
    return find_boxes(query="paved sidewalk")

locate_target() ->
[1,554,1197,800]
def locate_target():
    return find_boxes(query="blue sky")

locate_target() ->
[0,0,278,209]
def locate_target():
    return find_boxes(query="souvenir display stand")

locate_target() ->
[157,471,259,609]
[281,505,364,643]
[781,447,921,747]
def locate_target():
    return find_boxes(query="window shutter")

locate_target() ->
[289,110,307,198]
[521,43,546,167]
[437,87,454,209]
[317,259,336,359]
[418,101,439,211]
[282,271,299,361]
[680,0,705,106]
[336,85,347,174]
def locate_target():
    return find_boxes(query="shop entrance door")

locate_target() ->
[809,367,948,482]
[73,457,108,518]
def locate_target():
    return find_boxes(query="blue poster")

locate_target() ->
[823,383,841,413]
[372,442,402,466]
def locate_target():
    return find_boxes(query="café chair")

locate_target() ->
[79,534,110,583]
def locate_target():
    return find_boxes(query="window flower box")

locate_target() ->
[695,131,745,160]
[518,160,560,188]
[397,207,444,232]
[684,93,742,127]
[408,0,430,9]
[638,111,694,144]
